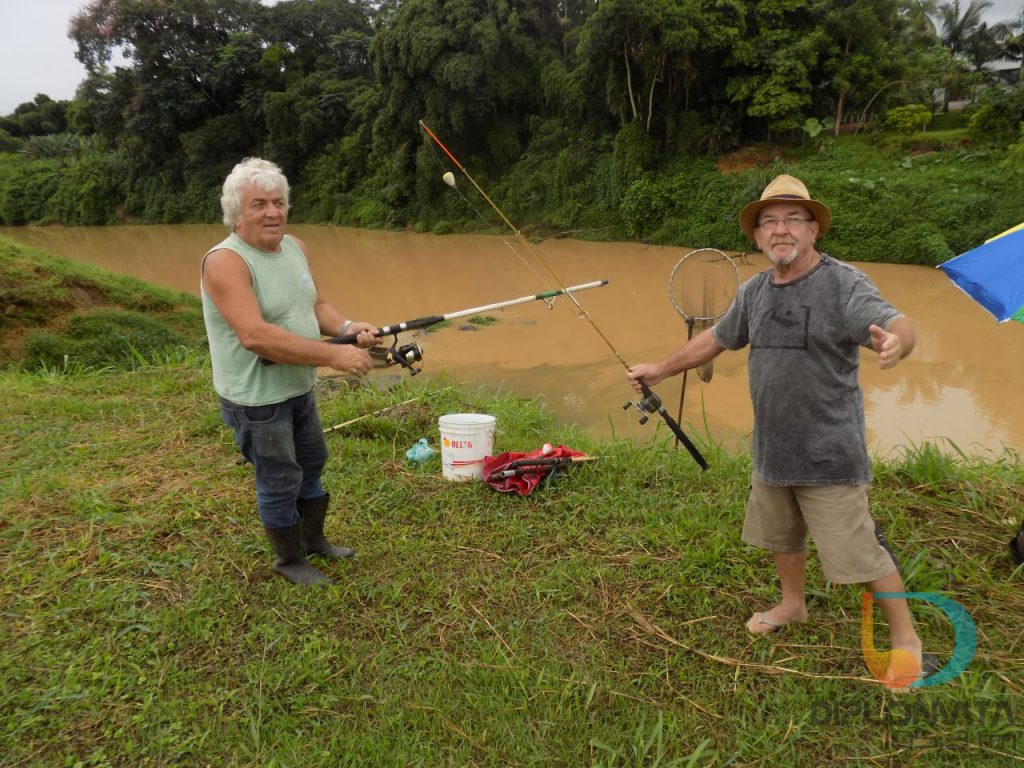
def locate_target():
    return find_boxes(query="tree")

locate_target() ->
[259,1,376,178]
[936,0,993,55]
[934,0,999,109]
[999,10,1024,77]
[724,0,829,137]
[961,20,1006,71]
[898,0,940,46]
[575,0,707,135]
[0,95,69,138]
[818,0,910,136]
[264,0,374,79]
[68,0,266,176]
[369,0,552,218]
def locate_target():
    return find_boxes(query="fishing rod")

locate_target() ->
[505,456,598,468]
[505,455,600,469]
[323,381,467,434]
[419,119,709,471]
[326,280,608,375]
[487,455,600,481]
[261,281,606,372]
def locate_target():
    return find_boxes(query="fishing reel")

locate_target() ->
[384,335,424,375]
[623,389,662,425]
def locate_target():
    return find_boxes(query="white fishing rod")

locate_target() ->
[328,280,609,375]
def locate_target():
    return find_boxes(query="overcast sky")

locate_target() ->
[2,0,1023,117]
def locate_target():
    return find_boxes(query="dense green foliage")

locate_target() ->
[886,104,935,132]
[0,94,67,142]
[516,137,1023,265]
[2,0,1024,263]
[23,309,194,370]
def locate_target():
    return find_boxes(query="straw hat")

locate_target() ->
[738,174,831,239]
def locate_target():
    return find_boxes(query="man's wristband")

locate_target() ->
[340,319,353,336]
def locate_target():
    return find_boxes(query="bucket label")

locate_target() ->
[444,437,473,449]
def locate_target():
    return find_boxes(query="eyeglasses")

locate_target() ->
[758,215,814,230]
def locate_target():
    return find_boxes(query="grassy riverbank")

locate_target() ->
[2,357,1023,766]
[1,241,1023,766]
[0,236,205,370]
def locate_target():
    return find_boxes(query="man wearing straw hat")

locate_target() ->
[202,157,381,586]
[627,174,926,688]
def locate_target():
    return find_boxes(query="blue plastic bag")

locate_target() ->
[405,438,436,463]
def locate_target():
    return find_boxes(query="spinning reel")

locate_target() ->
[623,388,662,426]
[383,336,424,375]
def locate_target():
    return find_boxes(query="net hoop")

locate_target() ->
[667,247,741,323]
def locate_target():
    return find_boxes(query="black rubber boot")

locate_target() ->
[874,522,901,572]
[264,524,331,585]
[298,493,355,559]
[1010,522,1024,566]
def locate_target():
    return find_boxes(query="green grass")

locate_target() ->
[1,216,1021,766]
[0,235,205,369]
[1,358,1021,767]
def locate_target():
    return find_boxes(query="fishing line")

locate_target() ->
[419,120,629,371]
[418,120,709,470]
[422,134,554,292]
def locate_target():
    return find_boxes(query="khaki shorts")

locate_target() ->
[741,473,897,584]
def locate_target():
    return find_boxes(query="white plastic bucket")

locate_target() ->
[438,413,496,481]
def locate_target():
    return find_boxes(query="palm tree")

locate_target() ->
[936,0,996,109]
[937,0,993,54]
[963,21,1006,70]
[1000,11,1024,78]
[899,0,940,46]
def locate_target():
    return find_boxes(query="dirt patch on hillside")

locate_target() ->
[0,326,31,365]
[716,146,791,174]
[66,280,108,310]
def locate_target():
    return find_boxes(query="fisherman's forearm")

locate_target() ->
[659,328,724,378]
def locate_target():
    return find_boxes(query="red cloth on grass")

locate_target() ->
[481,444,586,496]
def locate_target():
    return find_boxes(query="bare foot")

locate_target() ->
[880,637,924,692]
[745,605,808,635]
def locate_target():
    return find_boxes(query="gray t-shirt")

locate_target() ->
[713,255,901,486]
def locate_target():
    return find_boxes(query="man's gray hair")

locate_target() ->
[220,158,290,227]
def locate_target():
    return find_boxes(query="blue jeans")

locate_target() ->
[219,390,328,529]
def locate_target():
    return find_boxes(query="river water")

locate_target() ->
[4,223,1023,458]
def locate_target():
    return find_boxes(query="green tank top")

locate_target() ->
[201,232,319,406]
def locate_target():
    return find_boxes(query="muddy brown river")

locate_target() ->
[5,224,1024,458]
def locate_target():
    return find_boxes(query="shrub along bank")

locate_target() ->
[615,137,1020,266]
[3,128,1023,268]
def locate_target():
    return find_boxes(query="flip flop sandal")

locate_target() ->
[886,652,944,692]
[746,612,786,635]
[921,652,942,679]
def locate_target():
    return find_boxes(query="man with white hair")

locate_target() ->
[627,174,930,689]
[201,157,381,585]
